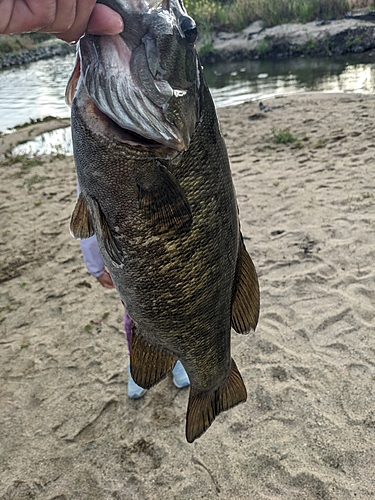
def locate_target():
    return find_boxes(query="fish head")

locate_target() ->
[67,0,201,153]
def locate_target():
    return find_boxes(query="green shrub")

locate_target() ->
[256,37,271,56]
[272,127,297,144]
[186,0,355,31]
[0,32,53,56]
[185,0,227,28]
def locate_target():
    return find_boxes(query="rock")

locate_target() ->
[201,18,375,64]
[243,20,265,39]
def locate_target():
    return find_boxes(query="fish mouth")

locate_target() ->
[84,87,171,150]
[67,53,171,150]
[70,32,191,151]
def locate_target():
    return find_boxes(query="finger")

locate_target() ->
[103,279,115,288]
[42,0,97,43]
[39,0,76,32]
[0,0,55,34]
[56,2,123,43]
[87,4,124,35]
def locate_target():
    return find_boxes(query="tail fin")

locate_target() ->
[185,359,247,443]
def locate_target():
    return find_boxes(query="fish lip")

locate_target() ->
[77,33,189,152]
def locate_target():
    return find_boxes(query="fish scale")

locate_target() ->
[68,0,259,442]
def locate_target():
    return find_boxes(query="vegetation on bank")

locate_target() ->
[186,0,375,31]
[0,32,53,56]
[0,0,373,59]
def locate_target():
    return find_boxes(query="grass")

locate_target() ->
[24,174,49,187]
[345,34,362,49]
[186,0,375,31]
[0,32,53,57]
[314,138,327,148]
[2,153,46,183]
[2,154,25,166]
[272,127,297,144]
[21,159,44,170]
[357,192,372,201]
[257,37,271,56]
[303,37,319,54]
[13,115,57,130]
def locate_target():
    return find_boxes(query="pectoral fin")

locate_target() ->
[89,198,124,268]
[138,161,192,234]
[231,235,260,333]
[71,193,123,266]
[130,322,177,389]
[186,359,247,443]
[70,193,95,239]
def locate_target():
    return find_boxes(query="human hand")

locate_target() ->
[96,269,115,289]
[0,1,123,43]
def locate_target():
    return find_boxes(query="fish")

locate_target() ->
[66,0,260,443]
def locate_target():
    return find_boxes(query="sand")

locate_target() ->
[1,93,375,499]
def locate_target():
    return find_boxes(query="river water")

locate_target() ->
[2,51,375,154]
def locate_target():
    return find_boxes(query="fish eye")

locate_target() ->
[180,16,197,44]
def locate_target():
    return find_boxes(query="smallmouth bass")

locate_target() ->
[67,0,260,443]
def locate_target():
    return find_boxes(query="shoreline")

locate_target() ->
[1,16,375,70]
[0,39,74,70]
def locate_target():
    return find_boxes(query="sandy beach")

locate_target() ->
[1,93,375,499]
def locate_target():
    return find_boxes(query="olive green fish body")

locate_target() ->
[69,0,259,442]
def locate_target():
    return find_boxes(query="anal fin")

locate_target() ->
[186,359,247,443]
[231,234,260,333]
[130,322,177,389]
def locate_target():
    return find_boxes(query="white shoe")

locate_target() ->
[172,360,190,389]
[127,364,146,399]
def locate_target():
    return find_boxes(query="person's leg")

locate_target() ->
[127,364,146,399]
